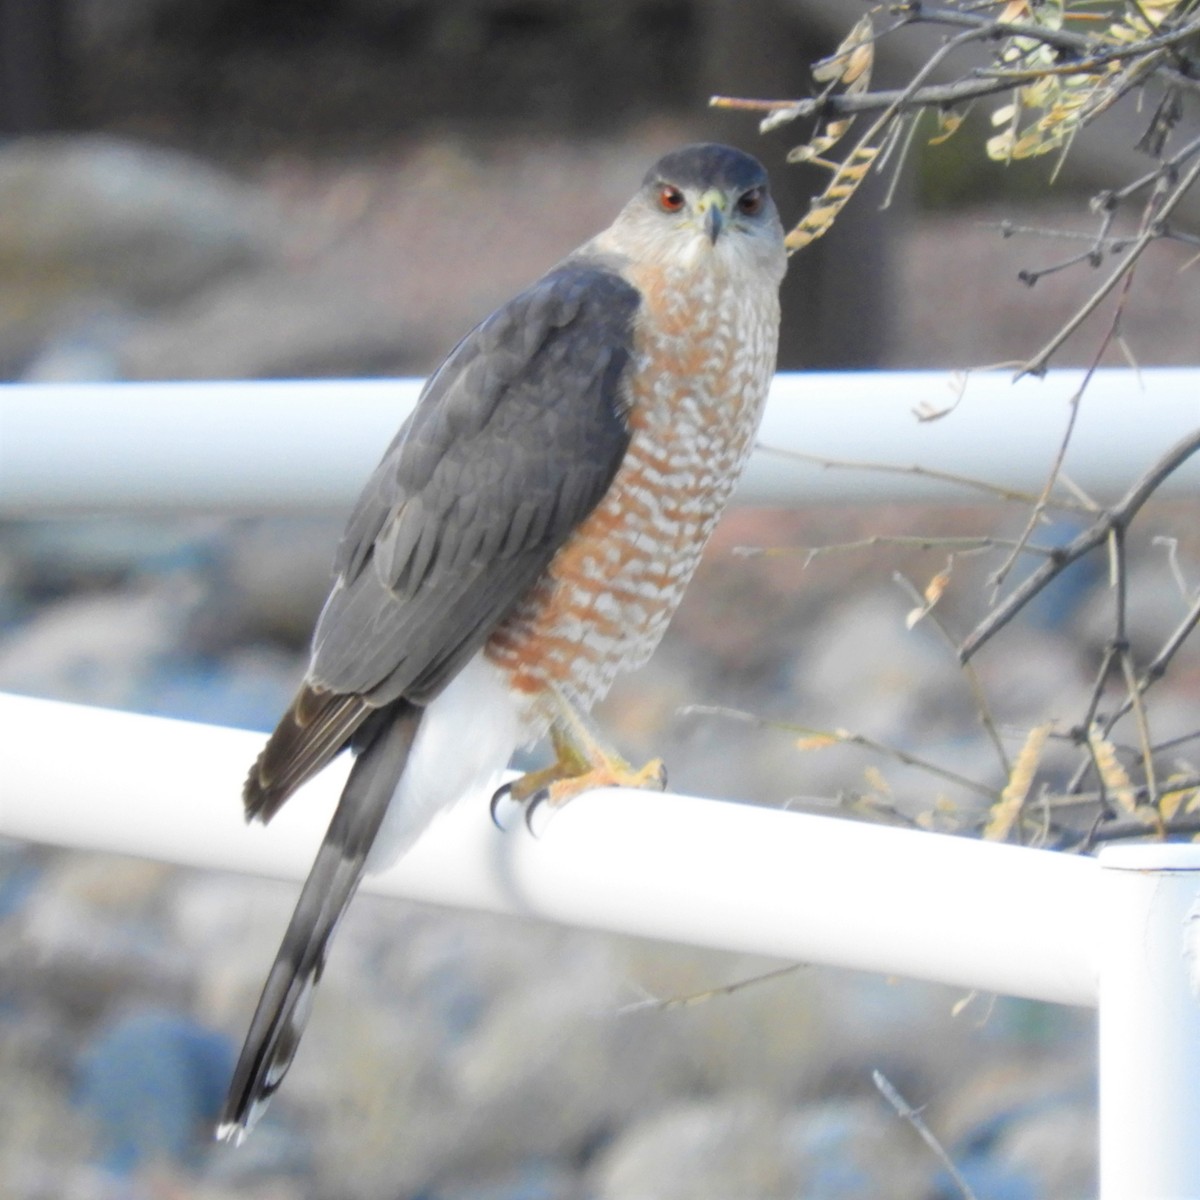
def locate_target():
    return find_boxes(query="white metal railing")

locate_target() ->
[3,370,1200,1197]
[0,692,1101,1005]
[3,368,1199,514]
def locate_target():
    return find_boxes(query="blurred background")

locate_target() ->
[3,1,1199,1196]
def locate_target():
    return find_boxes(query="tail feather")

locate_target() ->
[244,685,372,824]
[217,703,421,1143]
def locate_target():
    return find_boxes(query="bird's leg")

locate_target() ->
[495,690,666,823]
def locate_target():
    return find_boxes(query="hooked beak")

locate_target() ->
[696,189,727,244]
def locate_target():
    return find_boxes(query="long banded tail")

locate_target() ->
[217,704,420,1143]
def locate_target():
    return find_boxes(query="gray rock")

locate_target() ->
[0,135,277,304]
[0,135,279,375]
[783,1098,934,1198]
[984,1099,1096,1200]
[115,268,428,380]
[936,1070,1097,1200]
[0,576,205,709]
[591,1094,800,1200]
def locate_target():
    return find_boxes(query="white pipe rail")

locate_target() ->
[0,692,1099,1007]
[4,691,1200,1197]
[4,368,1200,1196]
[2,368,1199,515]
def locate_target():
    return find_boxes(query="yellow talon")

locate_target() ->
[503,688,668,814]
[531,755,667,810]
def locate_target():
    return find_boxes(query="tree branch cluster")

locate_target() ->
[708,2,1200,851]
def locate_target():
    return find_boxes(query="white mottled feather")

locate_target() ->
[365,650,520,871]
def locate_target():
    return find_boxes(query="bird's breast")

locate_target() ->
[485,258,780,732]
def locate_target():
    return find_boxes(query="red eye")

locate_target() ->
[657,185,685,213]
[737,187,764,216]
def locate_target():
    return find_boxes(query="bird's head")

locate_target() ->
[604,143,786,283]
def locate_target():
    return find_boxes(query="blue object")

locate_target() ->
[75,1010,236,1174]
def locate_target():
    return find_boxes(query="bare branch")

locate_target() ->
[874,1070,980,1200]
[1046,774,1200,811]
[892,571,1011,777]
[987,380,1088,595]
[960,427,1200,661]
[711,12,1200,124]
[679,704,999,800]
[722,1,1200,856]
[734,534,1060,566]
[1019,152,1200,377]
[1100,590,1200,731]
[757,445,1095,512]
[616,963,805,1015]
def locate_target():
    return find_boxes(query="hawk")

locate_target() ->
[219,143,787,1141]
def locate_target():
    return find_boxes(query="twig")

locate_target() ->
[1100,590,1200,732]
[1107,526,1160,805]
[734,534,1059,566]
[1060,639,1127,804]
[987,378,1089,595]
[710,13,1200,125]
[873,1070,979,1200]
[616,963,805,1015]
[1044,774,1200,812]
[993,219,1128,248]
[1151,535,1193,601]
[757,445,1094,512]
[960,427,1200,661]
[1013,204,1119,285]
[1074,810,1200,847]
[711,78,1012,121]
[679,704,999,800]
[892,572,1011,777]
[1019,152,1200,377]
[894,4,1097,54]
[882,112,924,210]
[1153,730,1200,755]
[1109,129,1200,205]
[995,163,1161,585]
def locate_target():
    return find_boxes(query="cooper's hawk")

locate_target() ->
[218,143,786,1142]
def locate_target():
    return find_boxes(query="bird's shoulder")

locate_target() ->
[333,256,640,586]
[415,254,641,445]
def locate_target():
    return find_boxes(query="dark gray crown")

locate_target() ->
[642,143,769,195]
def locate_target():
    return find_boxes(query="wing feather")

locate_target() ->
[245,259,639,819]
[313,260,639,700]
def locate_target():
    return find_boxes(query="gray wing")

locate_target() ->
[244,260,639,820]
[319,259,639,698]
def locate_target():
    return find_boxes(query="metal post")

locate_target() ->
[1098,843,1200,1199]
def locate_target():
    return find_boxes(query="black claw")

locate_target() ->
[525,786,552,835]
[490,782,513,830]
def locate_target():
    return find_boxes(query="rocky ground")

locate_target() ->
[3,128,1199,1198]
